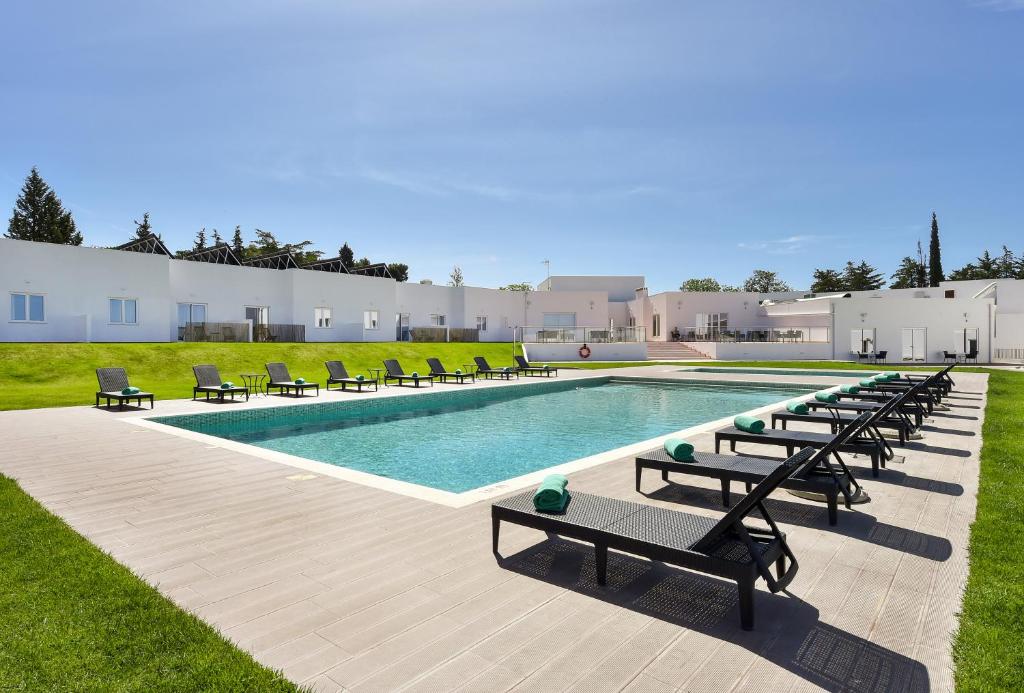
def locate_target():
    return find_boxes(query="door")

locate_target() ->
[396,313,410,341]
[901,328,927,361]
[246,306,270,341]
[955,328,979,356]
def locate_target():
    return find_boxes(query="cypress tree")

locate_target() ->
[6,167,83,245]
[339,242,354,268]
[231,225,244,256]
[928,212,943,286]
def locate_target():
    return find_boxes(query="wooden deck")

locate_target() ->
[0,367,984,691]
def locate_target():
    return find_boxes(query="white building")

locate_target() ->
[3,238,1023,363]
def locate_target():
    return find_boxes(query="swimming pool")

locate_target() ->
[152,378,812,495]
[681,367,881,378]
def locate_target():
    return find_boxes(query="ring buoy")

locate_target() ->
[578,343,592,359]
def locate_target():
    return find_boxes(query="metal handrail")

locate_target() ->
[674,326,830,344]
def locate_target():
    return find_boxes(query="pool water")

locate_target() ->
[682,367,881,378]
[154,378,811,493]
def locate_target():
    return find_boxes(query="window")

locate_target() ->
[850,328,875,354]
[901,328,927,362]
[652,313,661,338]
[955,328,979,354]
[364,310,379,330]
[245,305,269,325]
[695,312,728,335]
[10,293,45,322]
[177,302,207,326]
[476,316,487,331]
[430,314,446,326]
[109,298,138,324]
[628,316,636,328]
[314,307,332,328]
[542,312,576,328]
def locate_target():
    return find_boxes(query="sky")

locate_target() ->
[1,1,1022,293]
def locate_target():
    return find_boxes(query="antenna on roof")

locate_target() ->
[542,259,550,283]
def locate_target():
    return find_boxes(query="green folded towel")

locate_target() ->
[786,401,809,415]
[356,374,364,381]
[220,381,234,389]
[859,378,877,389]
[543,364,550,368]
[814,391,838,403]
[884,371,900,379]
[839,384,860,394]
[533,474,570,512]
[663,438,695,462]
[504,366,512,372]
[295,377,306,385]
[454,368,462,374]
[411,371,419,378]
[121,386,140,395]
[734,415,765,433]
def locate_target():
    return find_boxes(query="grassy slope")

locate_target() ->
[0,342,520,410]
[0,475,298,692]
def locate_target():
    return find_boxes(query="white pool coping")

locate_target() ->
[125,377,819,508]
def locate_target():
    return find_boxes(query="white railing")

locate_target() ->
[517,326,647,343]
[675,326,831,344]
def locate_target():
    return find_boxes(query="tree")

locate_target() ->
[339,242,354,268]
[996,246,1018,279]
[928,212,943,286]
[448,266,465,287]
[252,228,280,254]
[133,212,153,239]
[386,262,409,282]
[211,228,223,245]
[231,225,244,256]
[499,282,533,292]
[810,268,844,293]
[680,277,722,292]
[193,227,207,251]
[742,269,791,293]
[890,257,926,289]
[915,240,928,288]
[6,167,82,245]
[352,257,371,269]
[842,260,885,291]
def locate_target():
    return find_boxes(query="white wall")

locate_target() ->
[523,342,647,362]
[685,341,833,360]
[291,270,397,342]
[537,275,644,301]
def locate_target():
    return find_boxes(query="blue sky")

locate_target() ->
[2,1,1022,292]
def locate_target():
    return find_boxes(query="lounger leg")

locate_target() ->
[715,437,721,453]
[661,469,669,482]
[776,556,786,581]
[720,479,731,506]
[827,493,838,526]
[730,441,736,452]
[635,466,643,492]
[491,516,500,555]
[738,579,755,631]
[595,544,608,586]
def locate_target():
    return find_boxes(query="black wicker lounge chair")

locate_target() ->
[427,358,474,384]
[192,365,249,402]
[265,362,320,397]
[325,361,377,392]
[773,382,925,445]
[493,447,817,630]
[383,359,434,388]
[514,355,558,377]
[636,412,872,526]
[95,368,154,409]
[474,356,517,380]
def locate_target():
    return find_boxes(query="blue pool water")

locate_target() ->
[682,367,881,378]
[154,378,812,493]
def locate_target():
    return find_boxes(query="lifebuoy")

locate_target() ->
[578,343,592,359]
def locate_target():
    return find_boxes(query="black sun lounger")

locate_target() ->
[805,392,927,429]
[493,447,816,630]
[636,412,872,526]
[514,355,558,377]
[266,362,320,397]
[427,358,475,384]
[325,361,377,392]
[192,364,249,402]
[383,359,434,388]
[835,387,935,415]
[474,356,518,380]
[95,367,154,409]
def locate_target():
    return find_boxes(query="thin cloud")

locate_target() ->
[737,234,827,255]
[969,0,1024,10]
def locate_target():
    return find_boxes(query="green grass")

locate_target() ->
[0,474,299,692]
[0,342,521,410]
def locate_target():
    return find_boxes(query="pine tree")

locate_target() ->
[448,265,465,287]
[211,228,222,246]
[193,228,207,251]
[810,268,844,293]
[843,260,885,291]
[975,250,997,278]
[890,257,925,289]
[133,212,153,239]
[231,225,244,256]
[742,269,791,293]
[339,242,354,268]
[928,212,943,286]
[253,228,280,254]
[386,262,409,282]
[6,167,83,245]
[996,246,1017,279]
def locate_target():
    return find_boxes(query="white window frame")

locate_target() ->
[314,306,332,329]
[542,312,576,329]
[108,297,138,325]
[177,302,208,326]
[10,292,45,323]
[476,316,487,331]
[363,310,379,330]
[652,313,661,338]
[430,313,446,327]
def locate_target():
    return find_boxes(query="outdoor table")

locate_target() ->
[240,373,267,397]
[368,367,385,388]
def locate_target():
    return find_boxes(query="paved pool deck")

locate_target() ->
[0,366,985,692]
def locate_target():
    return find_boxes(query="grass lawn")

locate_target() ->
[0,474,298,691]
[0,341,521,411]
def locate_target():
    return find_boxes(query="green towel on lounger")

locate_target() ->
[455,368,462,374]
[734,415,765,433]
[411,371,419,378]
[815,391,838,403]
[663,438,694,462]
[859,378,877,389]
[295,377,305,385]
[220,381,234,389]
[356,374,364,381]
[839,384,860,394]
[121,386,140,395]
[883,371,900,378]
[533,474,570,512]
[787,401,809,415]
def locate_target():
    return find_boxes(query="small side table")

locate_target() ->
[240,373,267,397]
[461,364,478,377]
[369,367,385,388]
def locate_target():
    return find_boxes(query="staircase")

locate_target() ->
[645,341,710,360]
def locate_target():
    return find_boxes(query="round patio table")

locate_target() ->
[369,367,385,388]
[240,373,267,397]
